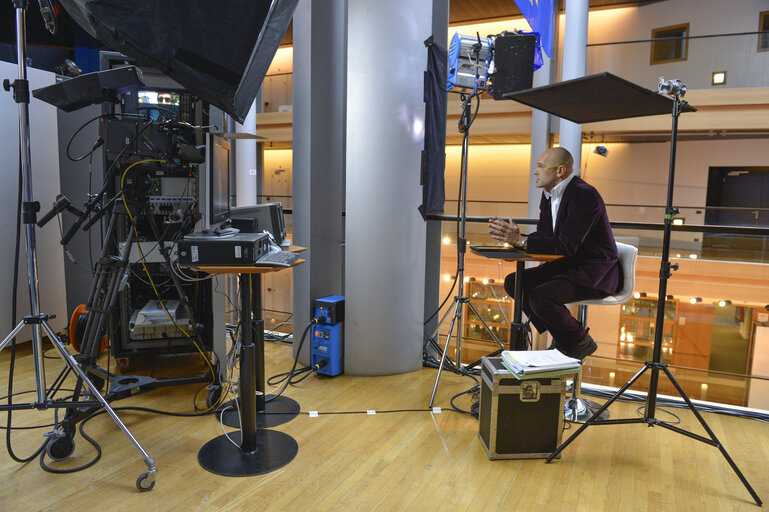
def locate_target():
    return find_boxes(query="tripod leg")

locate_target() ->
[429,299,462,407]
[425,303,458,351]
[659,366,762,505]
[0,321,27,353]
[41,321,157,488]
[546,363,651,462]
[465,301,504,350]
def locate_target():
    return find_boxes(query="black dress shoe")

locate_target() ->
[564,333,597,360]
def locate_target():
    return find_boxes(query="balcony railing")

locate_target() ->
[431,205,769,410]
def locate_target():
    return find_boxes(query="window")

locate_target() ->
[760,11,769,52]
[650,23,689,65]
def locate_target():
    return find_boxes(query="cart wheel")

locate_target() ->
[206,385,223,409]
[46,436,75,461]
[136,473,155,492]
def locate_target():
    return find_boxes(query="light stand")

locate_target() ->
[0,1,157,491]
[544,81,762,507]
[429,92,506,407]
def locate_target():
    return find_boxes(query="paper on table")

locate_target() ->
[504,349,580,367]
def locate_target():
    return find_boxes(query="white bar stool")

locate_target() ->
[565,242,638,423]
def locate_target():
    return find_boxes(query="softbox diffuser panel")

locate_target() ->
[505,72,696,124]
[58,0,298,123]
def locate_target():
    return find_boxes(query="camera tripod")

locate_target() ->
[544,81,761,507]
[53,186,216,461]
[0,1,156,491]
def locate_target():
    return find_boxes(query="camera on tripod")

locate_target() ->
[658,76,686,97]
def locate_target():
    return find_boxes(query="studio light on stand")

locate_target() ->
[429,30,536,407]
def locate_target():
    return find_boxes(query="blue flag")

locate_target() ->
[514,0,555,58]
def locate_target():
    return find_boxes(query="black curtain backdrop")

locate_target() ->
[420,38,447,218]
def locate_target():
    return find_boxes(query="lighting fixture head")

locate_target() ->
[718,300,732,307]
[711,71,727,86]
[690,297,702,304]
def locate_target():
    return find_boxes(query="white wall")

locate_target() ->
[583,0,769,90]
[0,61,67,336]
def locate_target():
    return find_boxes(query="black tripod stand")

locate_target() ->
[0,0,156,491]
[544,81,762,506]
[429,92,507,407]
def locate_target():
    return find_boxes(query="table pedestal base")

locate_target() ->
[198,429,298,476]
[219,396,300,428]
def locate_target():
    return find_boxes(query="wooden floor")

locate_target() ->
[1,340,768,512]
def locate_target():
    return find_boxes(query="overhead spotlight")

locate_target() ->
[689,297,702,304]
[711,71,727,86]
[488,279,495,284]
[594,145,609,157]
[718,300,732,307]
[666,295,674,300]
[633,292,647,299]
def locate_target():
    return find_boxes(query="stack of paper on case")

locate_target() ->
[500,349,581,378]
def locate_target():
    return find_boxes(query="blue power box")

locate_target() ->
[311,295,344,376]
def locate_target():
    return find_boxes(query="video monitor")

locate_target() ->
[200,133,231,234]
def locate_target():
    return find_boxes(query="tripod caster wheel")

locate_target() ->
[136,473,155,492]
[46,437,75,461]
[205,385,222,409]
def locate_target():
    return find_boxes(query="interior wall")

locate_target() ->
[583,0,769,89]
[0,61,67,335]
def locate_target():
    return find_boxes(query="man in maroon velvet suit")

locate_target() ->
[488,147,620,359]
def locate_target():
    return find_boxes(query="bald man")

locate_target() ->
[488,148,621,360]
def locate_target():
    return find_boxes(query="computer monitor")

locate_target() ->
[200,133,231,233]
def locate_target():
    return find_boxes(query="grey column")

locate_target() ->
[344,0,432,375]
[234,100,258,207]
[528,0,560,220]
[292,0,347,362]
[558,0,589,171]
[423,2,449,352]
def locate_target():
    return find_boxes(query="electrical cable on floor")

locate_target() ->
[37,404,218,474]
[265,319,318,402]
[449,374,480,417]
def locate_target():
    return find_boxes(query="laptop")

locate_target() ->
[470,245,530,259]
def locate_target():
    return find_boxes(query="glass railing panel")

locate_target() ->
[438,216,769,410]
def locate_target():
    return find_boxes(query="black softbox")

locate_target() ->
[58,0,298,123]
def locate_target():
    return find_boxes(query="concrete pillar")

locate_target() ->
[234,99,258,207]
[528,0,561,220]
[344,0,433,374]
[558,0,589,171]
[423,0,449,354]
[292,0,346,361]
